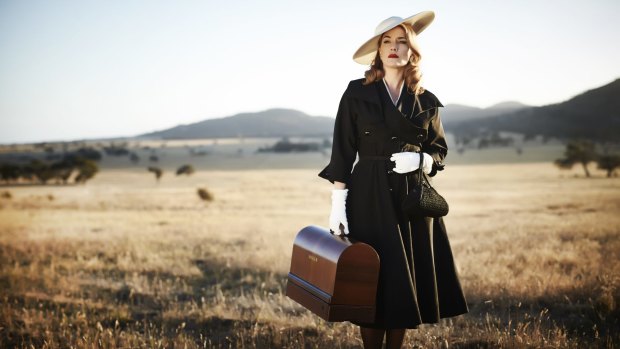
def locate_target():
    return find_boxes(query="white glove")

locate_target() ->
[329,189,350,235]
[390,152,433,174]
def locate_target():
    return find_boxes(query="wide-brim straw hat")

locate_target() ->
[353,11,435,65]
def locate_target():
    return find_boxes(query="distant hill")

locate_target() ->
[441,101,530,128]
[139,102,532,141]
[136,79,620,142]
[451,78,620,141]
[138,108,334,139]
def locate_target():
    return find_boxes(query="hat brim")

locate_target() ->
[353,11,435,65]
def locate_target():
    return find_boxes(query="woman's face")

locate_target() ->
[378,26,412,69]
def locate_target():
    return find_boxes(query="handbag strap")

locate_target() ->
[417,152,424,186]
[411,94,429,188]
[417,152,436,188]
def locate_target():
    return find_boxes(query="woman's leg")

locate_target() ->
[385,328,406,349]
[360,326,385,349]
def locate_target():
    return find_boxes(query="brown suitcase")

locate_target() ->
[285,225,380,323]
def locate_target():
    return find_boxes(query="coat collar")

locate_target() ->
[346,78,443,117]
[345,78,443,144]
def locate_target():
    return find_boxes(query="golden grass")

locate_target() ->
[0,163,618,348]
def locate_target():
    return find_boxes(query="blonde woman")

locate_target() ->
[319,11,468,349]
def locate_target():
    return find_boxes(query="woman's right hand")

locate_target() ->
[329,189,350,235]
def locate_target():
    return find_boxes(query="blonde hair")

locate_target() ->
[363,23,425,95]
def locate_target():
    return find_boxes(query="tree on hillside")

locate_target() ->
[554,139,597,177]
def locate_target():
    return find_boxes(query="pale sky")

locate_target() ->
[1,0,619,144]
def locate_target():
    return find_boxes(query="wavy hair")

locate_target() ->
[363,23,425,95]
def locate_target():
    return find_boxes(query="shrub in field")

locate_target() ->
[197,187,214,201]
[28,159,56,184]
[176,164,195,176]
[74,159,99,184]
[50,161,74,184]
[0,191,11,199]
[597,154,620,177]
[147,167,163,182]
[0,163,21,183]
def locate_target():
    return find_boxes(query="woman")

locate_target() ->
[318,11,468,349]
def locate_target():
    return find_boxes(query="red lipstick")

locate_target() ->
[388,54,398,58]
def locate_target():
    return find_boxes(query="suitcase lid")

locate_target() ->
[289,225,379,299]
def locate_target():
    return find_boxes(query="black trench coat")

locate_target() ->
[318,78,468,329]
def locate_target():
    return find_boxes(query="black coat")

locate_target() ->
[319,78,468,329]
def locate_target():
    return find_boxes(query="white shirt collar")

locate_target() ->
[382,78,404,106]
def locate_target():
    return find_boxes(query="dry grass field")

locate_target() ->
[0,160,619,348]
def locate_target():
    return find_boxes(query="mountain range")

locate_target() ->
[450,78,620,141]
[137,78,620,142]
[139,108,334,139]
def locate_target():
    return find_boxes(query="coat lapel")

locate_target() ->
[351,79,443,116]
[348,79,383,110]
[346,78,443,145]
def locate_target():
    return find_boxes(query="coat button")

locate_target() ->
[364,131,371,135]
[387,170,393,174]
[391,136,397,140]
[417,134,424,140]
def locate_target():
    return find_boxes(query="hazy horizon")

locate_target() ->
[1,0,619,144]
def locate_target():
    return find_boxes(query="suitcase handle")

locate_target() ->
[329,226,349,240]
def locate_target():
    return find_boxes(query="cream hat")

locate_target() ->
[353,11,435,65]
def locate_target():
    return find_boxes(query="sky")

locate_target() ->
[1,0,619,144]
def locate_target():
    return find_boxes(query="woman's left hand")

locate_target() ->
[390,152,433,174]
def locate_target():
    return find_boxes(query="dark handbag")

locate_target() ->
[401,154,449,217]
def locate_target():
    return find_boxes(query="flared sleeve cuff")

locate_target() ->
[318,164,336,184]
